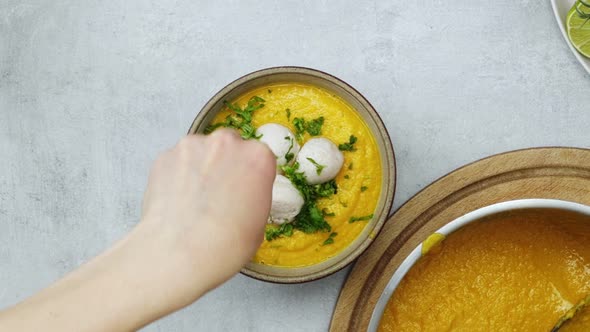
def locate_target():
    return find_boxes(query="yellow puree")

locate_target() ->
[379,210,590,332]
[561,303,590,331]
[211,83,382,267]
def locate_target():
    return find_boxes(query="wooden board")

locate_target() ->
[330,147,590,331]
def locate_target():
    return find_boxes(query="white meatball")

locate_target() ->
[269,175,304,225]
[256,123,300,172]
[296,138,344,185]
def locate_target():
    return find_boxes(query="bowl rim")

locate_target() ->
[187,66,397,283]
[550,0,590,75]
[367,198,590,331]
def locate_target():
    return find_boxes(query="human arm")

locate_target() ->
[0,130,276,331]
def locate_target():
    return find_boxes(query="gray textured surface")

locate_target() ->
[1,0,589,331]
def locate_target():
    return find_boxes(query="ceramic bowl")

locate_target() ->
[368,198,590,331]
[188,66,396,283]
[551,0,590,74]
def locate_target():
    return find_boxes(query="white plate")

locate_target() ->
[367,198,590,332]
[551,0,590,74]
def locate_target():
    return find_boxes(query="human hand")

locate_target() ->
[0,130,276,332]
[136,129,276,308]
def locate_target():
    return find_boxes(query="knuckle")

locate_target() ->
[175,135,200,162]
[176,135,196,151]
[210,129,240,143]
[208,129,240,152]
[248,141,277,173]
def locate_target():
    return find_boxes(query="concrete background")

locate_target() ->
[1,0,589,331]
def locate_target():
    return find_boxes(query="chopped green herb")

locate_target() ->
[292,116,325,142]
[322,232,338,246]
[348,162,353,170]
[203,122,224,134]
[265,223,294,241]
[286,108,291,121]
[281,162,308,197]
[322,208,335,217]
[284,136,295,163]
[293,117,306,143]
[360,186,368,192]
[307,157,326,175]
[349,214,374,223]
[314,180,337,197]
[338,135,358,151]
[268,89,272,93]
[204,96,265,139]
[305,117,324,136]
[340,200,348,208]
[295,203,329,234]
[279,162,337,235]
[240,122,257,140]
[344,174,350,179]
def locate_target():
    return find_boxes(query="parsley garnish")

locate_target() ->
[293,117,306,143]
[240,122,257,140]
[278,162,337,235]
[306,157,326,175]
[322,232,338,246]
[338,135,358,151]
[293,204,328,233]
[268,89,272,93]
[284,136,295,163]
[349,214,374,223]
[361,186,368,192]
[322,208,335,217]
[203,122,224,133]
[306,117,324,136]
[286,108,291,121]
[315,180,338,197]
[204,96,265,139]
[348,162,353,170]
[292,116,325,143]
[344,174,350,179]
[265,223,293,241]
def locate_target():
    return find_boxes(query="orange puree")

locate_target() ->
[379,209,590,331]
[561,303,590,331]
[211,83,382,267]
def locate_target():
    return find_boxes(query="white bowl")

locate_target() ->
[368,198,590,331]
[551,0,590,74]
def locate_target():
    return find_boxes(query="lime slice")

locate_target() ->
[567,1,590,58]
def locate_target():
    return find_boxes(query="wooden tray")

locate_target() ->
[330,147,590,331]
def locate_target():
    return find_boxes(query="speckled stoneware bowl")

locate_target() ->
[188,66,396,283]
